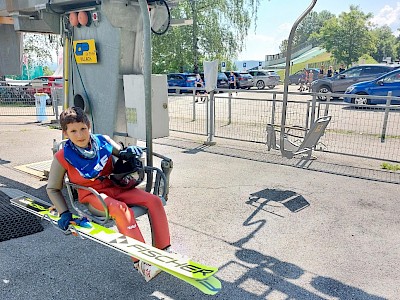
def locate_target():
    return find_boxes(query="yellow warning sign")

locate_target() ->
[73,39,98,64]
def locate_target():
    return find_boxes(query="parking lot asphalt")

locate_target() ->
[0,116,399,300]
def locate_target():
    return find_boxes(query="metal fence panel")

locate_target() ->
[316,101,400,162]
[169,88,400,164]
[0,81,62,117]
[168,92,208,135]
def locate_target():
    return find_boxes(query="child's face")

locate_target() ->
[63,121,90,148]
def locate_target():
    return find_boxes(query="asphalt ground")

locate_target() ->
[0,116,399,300]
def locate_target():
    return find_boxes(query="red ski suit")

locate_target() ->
[55,149,170,250]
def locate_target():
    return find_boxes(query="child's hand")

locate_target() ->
[57,210,73,231]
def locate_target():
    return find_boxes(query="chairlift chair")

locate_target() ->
[54,140,173,226]
[266,115,332,160]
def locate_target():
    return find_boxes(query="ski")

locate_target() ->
[10,196,221,295]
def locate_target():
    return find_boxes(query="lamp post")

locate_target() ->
[190,0,198,73]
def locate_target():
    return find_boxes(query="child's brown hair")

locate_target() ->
[60,107,90,131]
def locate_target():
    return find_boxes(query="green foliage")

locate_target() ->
[370,26,397,62]
[279,10,335,53]
[152,0,260,73]
[43,66,54,76]
[23,33,61,67]
[314,5,376,67]
[381,162,400,171]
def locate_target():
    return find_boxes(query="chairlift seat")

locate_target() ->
[267,115,331,159]
[54,140,172,225]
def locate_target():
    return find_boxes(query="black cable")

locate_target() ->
[150,0,171,35]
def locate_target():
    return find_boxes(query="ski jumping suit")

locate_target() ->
[47,148,170,250]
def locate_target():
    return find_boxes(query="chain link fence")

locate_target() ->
[0,80,62,119]
[169,88,400,164]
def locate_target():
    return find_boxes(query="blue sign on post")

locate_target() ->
[243,62,246,68]
[221,61,226,72]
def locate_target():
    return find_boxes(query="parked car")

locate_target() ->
[344,68,400,105]
[217,72,229,90]
[224,71,254,89]
[167,73,196,93]
[248,70,280,89]
[288,68,319,85]
[198,72,229,91]
[311,64,400,100]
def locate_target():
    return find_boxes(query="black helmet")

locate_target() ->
[109,156,144,189]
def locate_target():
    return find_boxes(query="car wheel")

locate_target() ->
[267,85,275,89]
[317,85,331,100]
[256,80,265,89]
[354,93,370,106]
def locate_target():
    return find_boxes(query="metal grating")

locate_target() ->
[0,191,44,242]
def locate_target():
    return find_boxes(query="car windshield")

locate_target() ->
[186,76,196,81]
[218,73,228,80]
[342,67,362,78]
[240,73,251,78]
[382,71,400,83]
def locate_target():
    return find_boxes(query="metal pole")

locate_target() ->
[63,35,69,111]
[139,0,153,169]
[191,0,198,73]
[280,0,317,157]
[192,89,196,121]
[381,91,392,143]
[271,92,276,125]
[205,90,216,145]
[228,92,232,125]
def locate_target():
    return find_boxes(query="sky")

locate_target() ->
[238,0,400,61]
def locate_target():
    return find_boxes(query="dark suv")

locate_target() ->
[224,71,254,89]
[311,64,400,99]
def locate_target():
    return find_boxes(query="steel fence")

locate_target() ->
[316,95,400,163]
[0,80,62,118]
[169,88,400,163]
[2,82,399,164]
[168,89,209,136]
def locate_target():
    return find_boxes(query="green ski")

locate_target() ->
[10,196,221,295]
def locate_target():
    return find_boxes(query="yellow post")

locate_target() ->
[63,36,69,110]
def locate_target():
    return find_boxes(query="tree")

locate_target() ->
[278,10,335,54]
[370,26,397,62]
[279,39,288,54]
[23,33,61,73]
[314,5,376,67]
[152,0,260,73]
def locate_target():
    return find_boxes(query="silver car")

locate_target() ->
[248,70,281,89]
[311,64,400,99]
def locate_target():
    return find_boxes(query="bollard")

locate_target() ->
[34,93,49,122]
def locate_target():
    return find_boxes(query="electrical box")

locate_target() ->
[123,74,169,140]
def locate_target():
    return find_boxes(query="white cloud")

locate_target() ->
[238,25,292,61]
[238,34,276,60]
[371,3,400,33]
